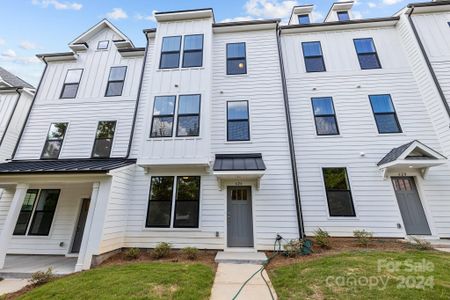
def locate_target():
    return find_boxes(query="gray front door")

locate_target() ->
[71,198,90,253]
[227,186,254,247]
[392,177,431,235]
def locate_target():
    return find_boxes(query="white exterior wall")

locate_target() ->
[281,24,450,237]
[14,27,143,160]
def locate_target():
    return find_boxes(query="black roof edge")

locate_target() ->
[408,0,450,8]
[214,19,280,28]
[0,86,23,91]
[154,8,213,15]
[72,42,89,48]
[143,28,157,34]
[0,170,109,176]
[280,16,399,30]
[36,52,75,58]
[215,153,263,159]
[118,47,146,52]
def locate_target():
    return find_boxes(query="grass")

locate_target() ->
[17,262,215,300]
[269,250,450,300]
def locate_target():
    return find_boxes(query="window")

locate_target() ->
[97,40,109,50]
[150,96,176,137]
[92,121,116,158]
[105,66,127,97]
[177,95,201,137]
[60,69,83,99]
[160,36,182,69]
[312,97,339,135]
[41,123,68,159]
[337,11,350,21]
[354,38,381,70]
[302,42,326,72]
[227,101,250,141]
[322,168,355,217]
[146,176,200,228]
[369,94,402,134]
[182,34,203,68]
[14,189,60,236]
[227,43,247,75]
[298,14,311,25]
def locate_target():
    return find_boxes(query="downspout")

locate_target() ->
[12,60,48,160]
[407,6,450,119]
[0,88,21,148]
[276,24,305,239]
[126,33,150,158]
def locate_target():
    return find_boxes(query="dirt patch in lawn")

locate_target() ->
[266,238,413,270]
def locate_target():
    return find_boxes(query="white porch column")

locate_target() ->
[75,182,100,272]
[0,184,29,269]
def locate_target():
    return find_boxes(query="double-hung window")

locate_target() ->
[298,14,311,25]
[146,176,200,228]
[105,66,127,97]
[13,189,60,236]
[160,36,182,69]
[227,101,250,141]
[227,43,247,75]
[177,95,201,137]
[92,121,116,158]
[150,96,176,137]
[182,34,204,68]
[312,97,339,135]
[354,38,381,70]
[60,69,83,99]
[337,11,350,21]
[302,41,326,72]
[41,122,68,159]
[369,94,402,134]
[322,168,355,217]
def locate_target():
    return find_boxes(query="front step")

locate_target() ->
[215,251,267,264]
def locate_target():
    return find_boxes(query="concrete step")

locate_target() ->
[215,251,267,264]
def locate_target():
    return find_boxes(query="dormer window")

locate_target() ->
[298,14,311,25]
[337,11,350,21]
[97,40,109,50]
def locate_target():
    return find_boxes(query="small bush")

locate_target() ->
[182,247,199,260]
[353,230,373,247]
[314,228,331,249]
[283,239,304,258]
[29,267,55,286]
[152,242,172,259]
[410,237,433,250]
[125,248,141,260]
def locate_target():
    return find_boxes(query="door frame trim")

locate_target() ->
[224,183,256,249]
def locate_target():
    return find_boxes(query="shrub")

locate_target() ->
[410,237,433,250]
[125,248,141,260]
[353,230,373,247]
[182,247,199,260]
[29,267,55,286]
[152,242,172,259]
[283,239,304,258]
[314,228,331,249]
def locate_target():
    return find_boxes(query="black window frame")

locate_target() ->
[91,120,117,158]
[13,189,39,236]
[150,95,177,138]
[60,68,83,99]
[298,14,311,25]
[105,66,127,97]
[353,38,382,70]
[173,176,201,228]
[176,94,201,137]
[322,168,356,217]
[337,11,350,21]
[97,40,109,50]
[311,97,340,136]
[182,34,204,68]
[27,189,61,236]
[146,176,175,228]
[159,36,182,69]
[227,100,250,142]
[369,94,402,134]
[302,41,326,72]
[40,122,68,160]
[226,42,247,75]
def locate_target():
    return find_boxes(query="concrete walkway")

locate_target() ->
[0,278,29,296]
[210,263,277,300]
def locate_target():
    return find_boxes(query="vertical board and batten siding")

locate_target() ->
[211,28,299,248]
[281,25,450,237]
[14,27,143,160]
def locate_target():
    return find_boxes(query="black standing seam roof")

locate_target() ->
[213,154,266,171]
[0,158,136,174]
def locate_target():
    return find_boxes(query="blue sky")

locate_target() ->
[1,0,415,86]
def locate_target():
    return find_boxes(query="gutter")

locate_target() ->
[275,25,305,239]
[407,6,450,119]
[0,88,22,147]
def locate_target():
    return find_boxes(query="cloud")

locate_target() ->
[32,0,82,10]
[311,11,324,22]
[221,16,255,22]
[135,10,157,22]
[1,49,16,58]
[0,38,5,46]
[352,10,363,19]
[245,0,297,19]
[368,2,377,8]
[0,49,40,64]
[20,41,38,50]
[106,8,128,20]
[383,0,404,5]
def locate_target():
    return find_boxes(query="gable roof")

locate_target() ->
[0,67,35,89]
[378,140,446,167]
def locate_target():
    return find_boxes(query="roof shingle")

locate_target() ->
[0,67,35,89]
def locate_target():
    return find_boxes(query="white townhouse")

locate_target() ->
[0,0,450,273]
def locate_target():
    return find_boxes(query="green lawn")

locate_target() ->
[269,250,450,300]
[18,262,215,300]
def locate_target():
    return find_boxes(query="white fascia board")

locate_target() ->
[154,9,213,22]
[213,22,277,33]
